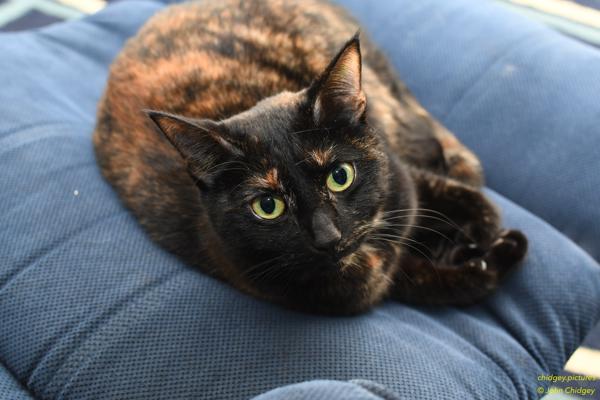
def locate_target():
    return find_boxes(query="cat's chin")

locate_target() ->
[336,240,362,260]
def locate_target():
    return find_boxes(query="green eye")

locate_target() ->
[251,195,286,220]
[326,163,355,192]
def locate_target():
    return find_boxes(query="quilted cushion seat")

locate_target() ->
[1,0,599,399]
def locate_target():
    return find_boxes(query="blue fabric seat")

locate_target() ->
[1,1,599,399]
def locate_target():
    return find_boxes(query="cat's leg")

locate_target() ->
[362,45,484,187]
[389,168,527,305]
[391,229,526,305]
[428,119,484,188]
[396,112,484,188]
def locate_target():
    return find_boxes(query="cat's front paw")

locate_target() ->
[487,229,528,273]
[455,229,527,279]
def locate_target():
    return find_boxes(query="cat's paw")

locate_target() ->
[392,230,527,306]
[487,229,528,275]
[453,229,527,279]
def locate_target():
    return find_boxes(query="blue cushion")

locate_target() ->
[0,1,599,399]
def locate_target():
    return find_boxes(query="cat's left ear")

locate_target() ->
[311,32,366,127]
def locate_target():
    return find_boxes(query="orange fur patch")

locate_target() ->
[365,251,383,270]
[308,147,333,167]
[439,134,460,151]
[265,168,278,188]
[249,168,280,190]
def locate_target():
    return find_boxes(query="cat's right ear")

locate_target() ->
[146,110,243,186]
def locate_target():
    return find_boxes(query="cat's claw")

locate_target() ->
[479,259,487,271]
[465,259,487,271]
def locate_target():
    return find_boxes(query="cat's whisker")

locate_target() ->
[241,255,287,280]
[338,223,378,250]
[249,253,301,285]
[394,264,415,287]
[206,160,249,173]
[373,236,443,285]
[227,179,251,196]
[380,208,475,243]
[295,157,311,166]
[377,221,456,245]
[212,167,250,175]
[341,259,361,274]
[246,255,286,273]
[382,207,453,220]
[278,257,310,301]
[370,236,436,269]
[251,263,284,284]
[371,233,435,255]
[382,207,460,227]
[394,214,472,241]
[248,265,284,285]
[286,127,324,136]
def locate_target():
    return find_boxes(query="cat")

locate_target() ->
[93,0,527,315]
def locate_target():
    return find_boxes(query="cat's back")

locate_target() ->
[95,0,417,175]
[107,0,366,118]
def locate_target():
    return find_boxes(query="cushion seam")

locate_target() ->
[350,379,403,400]
[44,267,184,399]
[0,211,128,293]
[0,357,39,399]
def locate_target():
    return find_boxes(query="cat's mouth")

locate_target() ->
[308,243,356,263]
[338,222,378,252]
[333,227,375,262]
[306,239,362,268]
[336,240,362,260]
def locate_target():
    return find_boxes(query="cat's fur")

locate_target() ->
[93,0,527,315]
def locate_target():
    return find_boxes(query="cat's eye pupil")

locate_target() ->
[332,166,347,185]
[260,196,276,214]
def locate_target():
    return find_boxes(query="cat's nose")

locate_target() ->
[311,209,341,252]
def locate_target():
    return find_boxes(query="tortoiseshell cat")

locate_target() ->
[93,0,527,314]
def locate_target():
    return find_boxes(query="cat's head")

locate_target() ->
[148,35,416,314]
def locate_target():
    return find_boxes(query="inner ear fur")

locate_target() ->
[312,32,366,127]
[146,110,243,185]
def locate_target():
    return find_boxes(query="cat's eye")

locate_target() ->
[251,195,286,220]
[326,163,355,192]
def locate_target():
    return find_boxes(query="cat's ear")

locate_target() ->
[146,110,243,185]
[311,32,366,127]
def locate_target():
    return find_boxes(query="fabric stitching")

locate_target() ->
[0,211,128,293]
[50,267,184,400]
